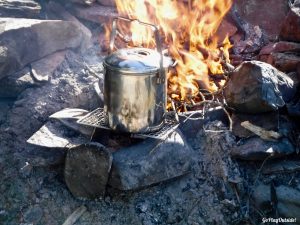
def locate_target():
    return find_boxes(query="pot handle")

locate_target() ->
[109,16,165,84]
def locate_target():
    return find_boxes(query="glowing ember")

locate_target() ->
[106,0,232,105]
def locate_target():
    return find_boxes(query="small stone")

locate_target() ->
[23,206,43,224]
[136,203,148,213]
[19,162,32,177]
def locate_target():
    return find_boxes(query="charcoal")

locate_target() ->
[231,137,295,160]
[108,129,193,191]
[224,61,295,113]
[64,142,113,199]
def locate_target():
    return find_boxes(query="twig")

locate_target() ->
[62,205,87,225]
[253,155,273,189]
[241,121,282,141]
[169,97,179,122]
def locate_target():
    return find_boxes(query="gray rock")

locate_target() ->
[253,185,300,224]
[108,129,193,191]
[0,18,90,80]
[224,61,295,113]
[0,67,36,98]
[24,145,66,167]
[45,2,92,51]
[231,137,295,160]
[31,51,67,82]
[23,205,43,223]
[0,0,41,18]
[64,142,113,199]
[70,3,118,24]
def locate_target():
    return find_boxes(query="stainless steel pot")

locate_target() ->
[103,17,172,133]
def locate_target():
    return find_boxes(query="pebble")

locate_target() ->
[23,206,43,223]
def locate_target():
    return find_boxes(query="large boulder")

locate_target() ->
[224,61,295,113]
[280,3,300,42]
[70,3,118,24]
[0,0,41,18]
[0,18,91,80]
[235,0,289,41]
[259,41,300,73]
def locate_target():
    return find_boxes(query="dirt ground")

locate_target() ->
[1,44,300,225]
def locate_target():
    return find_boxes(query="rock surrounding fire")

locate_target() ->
[106,0,233,105]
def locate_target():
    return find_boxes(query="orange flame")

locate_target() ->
[109,0,232,103]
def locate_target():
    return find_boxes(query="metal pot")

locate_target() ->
[103,17,172,133]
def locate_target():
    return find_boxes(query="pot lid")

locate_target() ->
[104,48,172,74]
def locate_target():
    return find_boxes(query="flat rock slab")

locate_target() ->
[65,142,113,199]
[0,0,41,18]
[27,120,89,149]
[108,129,193,191]
[0,18,90,80]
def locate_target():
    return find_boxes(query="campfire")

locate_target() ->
[105,0,233,110]
[1,0,300,225]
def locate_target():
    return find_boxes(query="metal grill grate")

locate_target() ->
[77,108,179,140]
